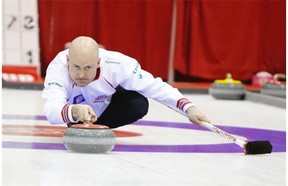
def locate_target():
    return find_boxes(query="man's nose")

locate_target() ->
[78,70,85,78]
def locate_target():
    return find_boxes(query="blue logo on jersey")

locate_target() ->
[132,62,140,74]
[73,94,85,104]
[138,74,143,79]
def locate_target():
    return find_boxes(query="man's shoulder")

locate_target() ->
[100,48,137,65]
[55,49,68,60]
[49,49,68,65]
[46,49,69,75]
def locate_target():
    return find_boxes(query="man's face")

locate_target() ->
[67,55,100,87]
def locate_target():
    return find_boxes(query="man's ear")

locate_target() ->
[96,58,101,68]
[66,54,69,63]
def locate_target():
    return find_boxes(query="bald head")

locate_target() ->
[69,36,99,61]
[67,36,100,87]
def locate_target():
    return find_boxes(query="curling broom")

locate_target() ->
[166,105,272,155]
[200,121,272,155]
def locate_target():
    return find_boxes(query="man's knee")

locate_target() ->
[132,97,149,119]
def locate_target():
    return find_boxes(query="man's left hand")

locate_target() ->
[186,106,210,125]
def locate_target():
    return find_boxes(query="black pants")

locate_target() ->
[67,87,149,128]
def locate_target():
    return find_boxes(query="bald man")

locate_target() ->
[43,36,210,128]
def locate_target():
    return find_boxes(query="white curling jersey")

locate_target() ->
[43,48,195,124]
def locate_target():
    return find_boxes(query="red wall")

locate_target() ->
[174,0,286,81]
[38,0,285,82]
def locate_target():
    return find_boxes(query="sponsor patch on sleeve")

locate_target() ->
[47,82,63,88]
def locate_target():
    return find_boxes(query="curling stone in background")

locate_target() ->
[63,120,116,153]
[209,73,246,100]
[261,74,286,98]
[251,71,273,87]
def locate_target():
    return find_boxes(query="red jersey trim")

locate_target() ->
[176,98,192,111]
[95,68,101,80]
[61,104,71,123]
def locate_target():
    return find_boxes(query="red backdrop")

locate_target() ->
[38,0,285,82]
[38,0,173,78]
[174,0,286,81]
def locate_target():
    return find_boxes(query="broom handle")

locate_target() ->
[201,122,246,148]
[165,105,247,148]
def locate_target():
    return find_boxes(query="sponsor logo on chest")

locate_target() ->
[93,95,108,103]
[73,94,85,104]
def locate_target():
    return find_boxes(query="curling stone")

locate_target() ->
[252,71,273,86]
[261,74,286,98]
[209,73,246,100]
[63,121,116,153]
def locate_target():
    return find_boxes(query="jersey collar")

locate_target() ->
[94,67,101,80]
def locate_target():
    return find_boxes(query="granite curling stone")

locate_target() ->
[261,74,286,98]
[63,121,116,153]
[209,73,246,100]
